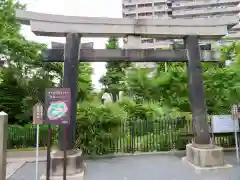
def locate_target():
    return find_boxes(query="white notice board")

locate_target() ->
[211,115,239,133]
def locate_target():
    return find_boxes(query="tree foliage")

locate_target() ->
[99,37,131,102]
[0,0,93,124]
[78,62,93,102]
[125,44,240,115]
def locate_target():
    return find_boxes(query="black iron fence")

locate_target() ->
[7,118,236,155]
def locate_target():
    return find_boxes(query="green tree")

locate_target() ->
[125,43,240,115]
[78,62,93,102]
[99,37,131,102]
[0,0,52,124]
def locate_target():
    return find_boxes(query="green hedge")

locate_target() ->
[8,124,58,149]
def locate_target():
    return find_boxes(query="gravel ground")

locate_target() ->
[8,152,240,180]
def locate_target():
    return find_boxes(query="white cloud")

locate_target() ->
[19,0,122,90]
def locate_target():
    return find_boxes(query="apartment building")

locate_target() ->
[122,0,173,49]
[171,0,240,19]
[122,0,240,49]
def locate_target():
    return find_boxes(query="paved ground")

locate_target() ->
[8,162,46,180]
[6,162,25,179]
[7,152,240,180]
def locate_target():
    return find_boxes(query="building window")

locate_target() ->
[155,11,165,17]
[125,13,136,18]
[138,12,153,16]
[141,39,154,43]
[125,4,136,9]
[138,3,152,8]
[154,2,165,6]
[167,11,172,16]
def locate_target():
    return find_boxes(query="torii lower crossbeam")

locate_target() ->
[42,49,219,62]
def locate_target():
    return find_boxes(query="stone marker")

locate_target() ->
[0,112,8,180]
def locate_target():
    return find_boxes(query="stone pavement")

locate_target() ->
[84,153,240,180]
[7,162,46,180]
[6,150,46,180]
[6,152,240,180]
[6,161,25,179]
[7,150,46,162]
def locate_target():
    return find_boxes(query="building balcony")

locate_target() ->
[153,0,167,4]
[153,5,169,12]
[122,7,137,14]
[172,6,240,18]
[136,6,155,12]
[172,0,240,9]
[122,0,138,6]
[123,7,168,15]
[138,14,154,18]
[123,12,136,18]
[153,13,170,18]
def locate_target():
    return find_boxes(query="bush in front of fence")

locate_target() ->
[75,101,128,155]
[7,99,192,154]
[73,99,190,155]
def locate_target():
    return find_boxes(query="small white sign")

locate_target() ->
[211,115,239,133]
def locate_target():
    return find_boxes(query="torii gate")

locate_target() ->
[16,9,238,179]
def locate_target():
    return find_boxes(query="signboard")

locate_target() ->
[32,102,43,124]
[44,88,71,125]
[211,115,239,133]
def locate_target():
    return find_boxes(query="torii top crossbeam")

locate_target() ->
[16,9,238,39]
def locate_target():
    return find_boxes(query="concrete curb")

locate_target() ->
[86,150,186,160]
[7,148,236,162]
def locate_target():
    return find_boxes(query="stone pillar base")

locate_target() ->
[40,149,86,180]
[182,144,232,171]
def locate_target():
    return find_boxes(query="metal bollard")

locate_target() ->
[0,112,8,180]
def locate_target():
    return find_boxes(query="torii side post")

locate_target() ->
[57,36,94,150]
[40,35,93,180]
[183,36,229,169]
[51,37,92,152]
[59,33,80,151]
[184,35,210,145]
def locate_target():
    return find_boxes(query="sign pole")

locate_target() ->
[35,124,40,180]
[231,104,240,163]
[46,124,52,180]
[63,125,67,180]
[32,102,43,180]
[234,120,239,163]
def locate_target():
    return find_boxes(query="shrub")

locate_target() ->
[75,101,127,155]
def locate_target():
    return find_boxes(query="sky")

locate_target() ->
[19,0,123,90]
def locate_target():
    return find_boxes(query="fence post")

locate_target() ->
[130,121,135,154]
[0,112,8,180]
